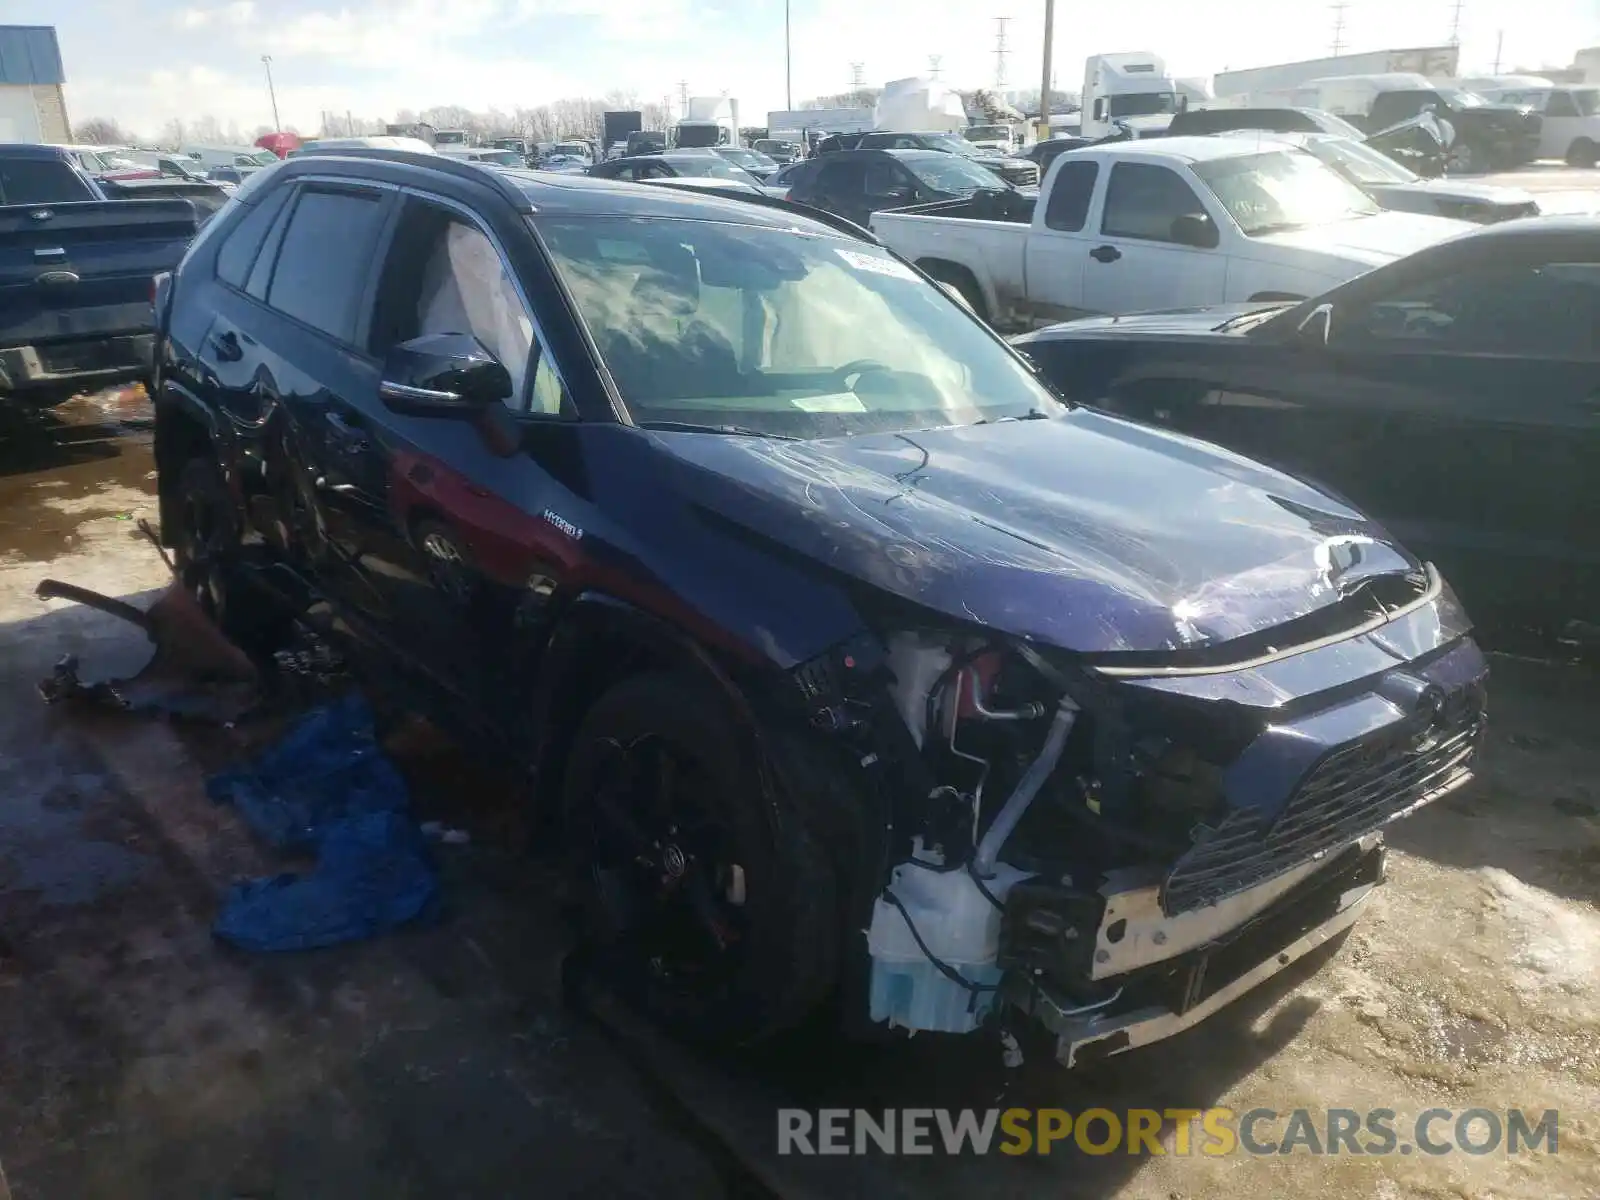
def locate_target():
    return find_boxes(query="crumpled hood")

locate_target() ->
[1250,211,1466,269]
[648,413,1422,655]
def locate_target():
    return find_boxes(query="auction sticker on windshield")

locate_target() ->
[791,392,867,413]
[835,248,917,280]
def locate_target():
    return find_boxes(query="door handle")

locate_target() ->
[210,330,242,362]
[1090,245,1122,263]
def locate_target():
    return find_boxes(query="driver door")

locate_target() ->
[1079,162,1227,315]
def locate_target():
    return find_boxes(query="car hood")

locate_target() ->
[1408,178,1536,205]
[1249,211,1467,267]
[648,414,1421,655]
[1016,304,1272,340]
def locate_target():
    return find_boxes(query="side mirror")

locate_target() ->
[1170,213,1219,249]
[1298,303,1332,347]
[379,333,511,417]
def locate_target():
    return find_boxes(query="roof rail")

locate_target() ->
[637,179,879,244]
[294,147,533,211]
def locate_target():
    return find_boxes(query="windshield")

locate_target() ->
[678,157,762,184]
[554,142,589,157]
[243,149,278,166]
[903,154,1008,194]
[1303,136,1418,184]
[474,150,523,166]
[917,133,985,158]
[539,216,1060,438]
[965,125,1010,141]
[1109,92,1179,118]
[1317,112,1369,139]
[1193,149,1379,235]
[1435,88,1488,108]
[717,148,776,169]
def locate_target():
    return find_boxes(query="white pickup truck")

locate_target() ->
[870,135,1470,327]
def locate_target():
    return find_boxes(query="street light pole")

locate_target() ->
[1037,0,1054,141]
[261,54,281,131]
[784,0,792,112]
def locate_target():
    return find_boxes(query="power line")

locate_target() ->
[994,16,1011,90]
[1330,0,1350,56]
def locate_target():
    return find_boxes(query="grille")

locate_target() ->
[1162,687,1485,915]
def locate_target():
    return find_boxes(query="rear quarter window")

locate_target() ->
[215,184,292,288]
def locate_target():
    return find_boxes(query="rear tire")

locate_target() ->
[1567,138,1598,169]
[172,455,239,630]
[562,672,838,1045]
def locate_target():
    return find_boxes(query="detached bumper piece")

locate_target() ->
[1006,843,1386,1068]
[0,335,153,393]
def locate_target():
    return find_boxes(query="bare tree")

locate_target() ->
[74,117,131,144]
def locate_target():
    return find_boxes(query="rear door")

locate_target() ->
[199,179,398,616]
[1079,161,1227,315]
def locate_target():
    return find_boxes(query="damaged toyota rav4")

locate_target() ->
[152,151,1487,1066]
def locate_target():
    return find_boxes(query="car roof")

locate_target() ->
[1098,135,1305,162]
[0,142,72,159]
[278,149,857,235]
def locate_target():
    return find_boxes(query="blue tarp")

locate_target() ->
[206,694,438,951]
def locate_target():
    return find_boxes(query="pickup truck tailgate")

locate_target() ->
[0,200,199,347]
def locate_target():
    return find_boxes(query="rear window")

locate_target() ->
[0,158,93,204]
[266,187,386,343]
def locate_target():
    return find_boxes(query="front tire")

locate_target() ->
[1447,139,1487,174]
[172,455,239,629]
[562,672,838,1045]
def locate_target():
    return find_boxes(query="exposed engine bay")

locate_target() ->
[788,616,1488,1066]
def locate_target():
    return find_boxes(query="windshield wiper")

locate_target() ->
[970,409,1053,426]
[638,419,802,440]
[1215,305,1291,331]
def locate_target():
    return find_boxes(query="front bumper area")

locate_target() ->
[1004,839,1387,1068]
[0,335,154,396]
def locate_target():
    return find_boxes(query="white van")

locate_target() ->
[1476,84,1600,166]
[1295,73,1435,120]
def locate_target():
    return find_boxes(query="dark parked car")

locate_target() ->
[587,150,763,187]
[781,148,1023,229]
[1014,216,1600,642]
[151,148,1487,1065]
[1266,132,1539,222]
[0,143,203,402]
[1013,136,1094,176]
[838,130,1041,187]
[711,146,780,180]
[1167,106,1370,139]
[1359,87,1541,173]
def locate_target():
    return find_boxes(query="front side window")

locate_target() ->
[537,215,1062,438]
[1339,261,1600,357]
[267,187,387,343]
[1101,162,1209,242]
[1190,149,1378,236]
[371,202,562,415]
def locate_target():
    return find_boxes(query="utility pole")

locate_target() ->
[1330,0,1349,56]
[678,80,690,115]
[929,54,943,80]
[1448,0,1465,46]
[994,16,1011,90]
[784,0,792,112]
[261,54,281,131]
[1037,0,1054,141]
[1492,28,1504,73]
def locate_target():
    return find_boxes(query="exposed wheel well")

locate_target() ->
[153,399,215,547]
[916,259,989,321]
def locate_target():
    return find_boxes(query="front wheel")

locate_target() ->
[562,672,838,1045]
[172,455,239,629]
[1447,139,1487,175]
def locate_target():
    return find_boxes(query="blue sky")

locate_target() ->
[9,0,1598,138]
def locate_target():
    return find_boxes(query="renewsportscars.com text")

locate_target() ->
[776,1107,1560,1157]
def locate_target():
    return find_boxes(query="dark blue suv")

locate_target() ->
[152,149,1487,1063]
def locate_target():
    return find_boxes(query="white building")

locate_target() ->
[0,25,70,143]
